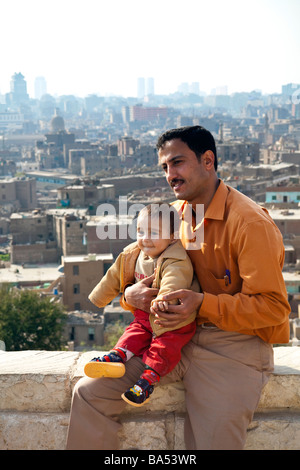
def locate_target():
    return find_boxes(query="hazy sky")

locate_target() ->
[0,0,299,98]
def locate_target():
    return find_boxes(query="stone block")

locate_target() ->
[0,350,79,412]
[119,416,169,450]
[0,412,69,450]
[245,412,300,450]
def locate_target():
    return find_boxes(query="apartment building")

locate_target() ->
[216,140,260,165]
[65,310,104,350]
[266,186,300,204]
[129,105,168,122]
[52,210,88,257]
[10,209,58,264]
[57,181,115,213]
[0,177,36,210]
[121,144,157,168]
[117,136,139,155]
[86,214,135,258]
[61,253,114,312]
[10,210,54,244]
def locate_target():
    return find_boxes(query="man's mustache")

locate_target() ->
[169,178,184,188]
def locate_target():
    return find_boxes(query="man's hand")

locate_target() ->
[150,289,204,329]
[124,273,159,313]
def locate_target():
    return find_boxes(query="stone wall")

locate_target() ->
[0,347,300,450]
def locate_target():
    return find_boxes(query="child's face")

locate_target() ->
[136,213,173,258]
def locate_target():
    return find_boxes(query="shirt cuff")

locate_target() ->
[199,292,222,327]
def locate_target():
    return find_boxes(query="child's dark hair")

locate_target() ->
[138,203,179,236]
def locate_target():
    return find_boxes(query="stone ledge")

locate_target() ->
[1,410,300,450]
[1,347,299,414]
[0,346,300,449]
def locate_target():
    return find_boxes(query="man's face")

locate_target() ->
[158,138,211,205]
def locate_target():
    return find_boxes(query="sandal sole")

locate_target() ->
[121,392,150,407]
[84,361,125,378]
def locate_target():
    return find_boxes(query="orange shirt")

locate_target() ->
[174,179,291,344]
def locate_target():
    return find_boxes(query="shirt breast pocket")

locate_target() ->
[204,270,232,295]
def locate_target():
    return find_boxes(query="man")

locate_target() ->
[66,126,290,450]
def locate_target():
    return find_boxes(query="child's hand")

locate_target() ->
[153,290,204,328]
[150,299,168,315]
[124,273,159,313]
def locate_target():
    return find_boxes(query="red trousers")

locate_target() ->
[115,309,196,377]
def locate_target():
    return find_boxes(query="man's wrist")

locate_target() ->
[123,283,133,301]
[197,292,204,313]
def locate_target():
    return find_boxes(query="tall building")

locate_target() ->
[146,77,154,96]
[190,82,200,95]
[137,77,155,98]
[6,72,29,106]
[34,76,47,100]
[137,77,145,99]
[282,83,300,96]
[129,105,168,121]
[178,82,189,94]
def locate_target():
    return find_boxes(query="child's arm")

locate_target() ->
[88,254,123,309]
[149,256,198,335]
[151,257,194,313]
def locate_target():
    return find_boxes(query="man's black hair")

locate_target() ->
[156,125,218,171]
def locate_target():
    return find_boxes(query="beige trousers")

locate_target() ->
[66,326,274,450]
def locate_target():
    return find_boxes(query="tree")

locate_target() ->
[0,284,67,351]
[101,320,127,350]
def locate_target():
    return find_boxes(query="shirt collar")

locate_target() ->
[204,179,228,221]
[174,179,228,222]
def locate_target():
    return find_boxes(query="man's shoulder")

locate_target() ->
[226,184,274,227]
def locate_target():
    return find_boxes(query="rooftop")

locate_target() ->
[62,253,113,263]
[87,215,135,226]
[0,264,60,284]
[266,186,300,192]
[268,208,300,220]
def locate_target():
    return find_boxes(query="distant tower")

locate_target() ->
[8,72,29,105]
[178,82,189,94]
[264,113,269,132]
[218,123,224,142]
[264,113,270,145]
[190,82,200,95]
[34,76,47,100]
[146,77,154,96]
[137,77,145,99]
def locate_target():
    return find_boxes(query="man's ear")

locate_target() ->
[202,150,215,170]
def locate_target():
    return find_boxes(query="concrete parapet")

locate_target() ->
[0,347,300,450]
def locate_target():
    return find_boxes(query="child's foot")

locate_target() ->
[121,378,154,407]
[84,351,125,378]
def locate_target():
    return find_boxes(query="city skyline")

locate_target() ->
[0,0,299,99]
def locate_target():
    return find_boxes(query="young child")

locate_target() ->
[84,203,198,406]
